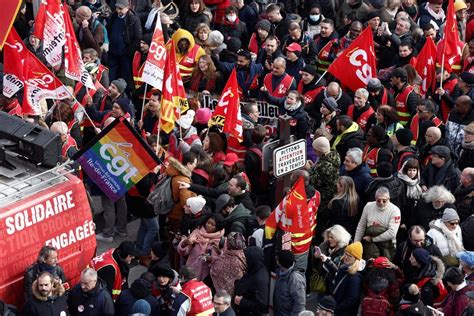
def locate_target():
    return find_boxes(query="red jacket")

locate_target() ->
[442,284,472,316]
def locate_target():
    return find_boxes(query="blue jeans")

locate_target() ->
[136,217,159,255]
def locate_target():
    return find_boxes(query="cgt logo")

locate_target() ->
[99,142,138,184]
[149,41,166,62]
[349,48,375,85]
[27,73,54,87]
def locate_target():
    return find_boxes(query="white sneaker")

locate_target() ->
[96,233,114,243]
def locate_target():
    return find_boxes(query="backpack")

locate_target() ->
[361,294,393,316]
[146,176,176,215]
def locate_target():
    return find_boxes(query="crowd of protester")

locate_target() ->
[1,0,474,314]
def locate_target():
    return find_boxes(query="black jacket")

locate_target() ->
[24,263,67,300]
[223,204,252,235]
[421,159,460,193]
[335,128,364,162]
[234,247,269,315]
[108,10,142,56]
[24,280,69,316]
[415,200,456,232]
[115,283,159,316]
[67,279,115,316]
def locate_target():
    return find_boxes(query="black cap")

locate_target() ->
[237,49,252,60]
[430,145,451,159]
[118,241,141,257]
[366,10,381,21]
[301,65,318,77]
[367,78,383,92]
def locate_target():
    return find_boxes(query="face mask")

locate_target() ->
[227,15,237,23]
[309,14,320,22]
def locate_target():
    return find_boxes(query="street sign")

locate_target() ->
[273,139,307,178]
[262,135,296,172]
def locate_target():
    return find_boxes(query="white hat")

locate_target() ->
[312,136,330,154]
[186,195,206,214]
[177,110,195,129]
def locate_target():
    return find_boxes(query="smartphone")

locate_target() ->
[314,246,321,257]
[427,306,444,316]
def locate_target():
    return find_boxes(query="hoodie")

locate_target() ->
[169,29,206,82]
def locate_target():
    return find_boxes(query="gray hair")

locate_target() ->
[37,246,57,263]
[215,289,232,304]
[81,268,98,280]
[355,88,369,99]
[325,225,352,249]
[346,148,363,165]
[375,186,390,198]
[273,57,286,68]
[424,185,456,203]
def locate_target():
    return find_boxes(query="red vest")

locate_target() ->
[263,73,294,98]
[416,277,448,308]
[248,33,264,55]
[181,279,214,316]
[347,104,375,132]
[393,85,414,126]
[74,80,106,106]
[363,145,380,177]
[178,45,202,83]
[440,78,458,122]
[410,114,443,144]
[61,135,77,158]
[132,51,146,89]
[297,81,324,105]
[89,248,124,301]
[380,88,388,105]
[97,64,108,83]
[436,40,465,74]
[315,37,338,72]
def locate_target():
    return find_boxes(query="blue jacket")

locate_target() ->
[330,266,363,316]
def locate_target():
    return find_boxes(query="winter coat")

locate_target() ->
[210,248,246,296]
[327,198,359,236]
[313,243,346,292]
[233,191,256,213]
[393,235,443,283]
[270,99,310,141]
[108,10,142,56]
[23,279,69,316]
[427,219,463,257]
[442,283,472,316]
[166,157,196,221]
[421,159,461,193]
[273,266,306,316]
[220,20,248,43]
[182,11,210,34]
[415,200,457,232]
[409,256,445,307]
[329,265,363,316]
[340,164,373,199]
[334,126,365,162]
[234,247,269,315]
[115,284,159,316]
[396,301,432,316]
[446,109,474,155]
[459,141,474,171]
[337,0,370,28]
[365,176,406,209]
[24,263,67,300]
[455,184,474,222]
[67,279,115,316]
[309,149,340,209]
[418,4,445,30]
[222,204,252,235]
[270,12,292,41]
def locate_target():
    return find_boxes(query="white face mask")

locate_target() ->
[309,14,320,21]
[227,14,237,22]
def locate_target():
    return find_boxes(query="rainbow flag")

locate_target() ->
[73,117,159,202]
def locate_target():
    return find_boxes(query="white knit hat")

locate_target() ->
[312,136,330,154]
[186,195,206,214]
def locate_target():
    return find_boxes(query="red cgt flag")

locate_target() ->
[160,41,188,133]
[0,0,22,50]
[142,13,166,90]
[436,0,462,72]
[328,27,377,92]
[209,69,243,142]
[3,28,27,98]
[415,37,437,96]
[265,176,314,254]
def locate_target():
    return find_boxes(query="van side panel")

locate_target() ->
[0,174,96,308]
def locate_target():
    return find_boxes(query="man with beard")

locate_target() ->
[23,272,69,316]
[367,78,396,108]
[256,35,284,75]
[446,95,474,155]
[137,92,161,136]
[314,19,339,74]
[390,67,419,126]
[132,33,158,110]
[338,21,363,52]
[213,49,263,99]
[170,28,206,83]
[410,99,444,148]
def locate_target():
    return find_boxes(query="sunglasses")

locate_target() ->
[448,222,459,226]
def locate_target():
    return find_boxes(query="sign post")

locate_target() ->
[274,115,292,204]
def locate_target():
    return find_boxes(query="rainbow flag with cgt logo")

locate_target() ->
[72,117,159,202]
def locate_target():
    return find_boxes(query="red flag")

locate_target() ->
[63,8,95,90]
[142,13,166,90]
[3,28,27,98]
[415,37,437,96]
[34,0,66,67]
[22,52,71,115]
[160,41,188,133]
[265,176,314,254]
[437,0,462,72]
[327,27,377,92]
[0,0,22,50]
[209,69,243,142]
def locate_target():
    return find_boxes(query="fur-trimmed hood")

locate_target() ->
[419,255,445,285]
[32,278,65,301]
[167,157,192,178]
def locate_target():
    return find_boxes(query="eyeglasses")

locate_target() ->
[376,198,389,203]
[448,221,459,226]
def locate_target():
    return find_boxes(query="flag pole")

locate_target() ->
[65,87,100,134]
[439,46,446,88]
[140,83,148,121]
[315,70,328,86]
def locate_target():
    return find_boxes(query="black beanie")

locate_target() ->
[142,33,153,46]
[377,162,393,178]
[131,279,152,299]
[395,128,413,146]
[151,241,169,259]
[301,65,318,77]
[115,98,131,115]
[277,250,295,269]
[227,37,242,53]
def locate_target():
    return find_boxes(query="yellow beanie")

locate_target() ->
[454,0,467,12]
[345,242,363,260]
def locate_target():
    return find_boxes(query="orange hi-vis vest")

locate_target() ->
[177,45,202,83]
[297,81,325,105]
[263,73,294,98]
[363,145,381,177]
[393,85,414,126]
[181,279,215,316]
[347,104,375,132]
[89,248,124,302]
[315,37,338,72]
[410,114,443,145]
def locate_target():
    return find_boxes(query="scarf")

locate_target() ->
[188,226,224,250]
[145,6,160,31]
[425,3,445,24]
[332,122,359,149]
[38,262,56,274]
[284,100,301,112]
[222,16,241,29]
[439,222,464,256]
[398,160,423,199]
